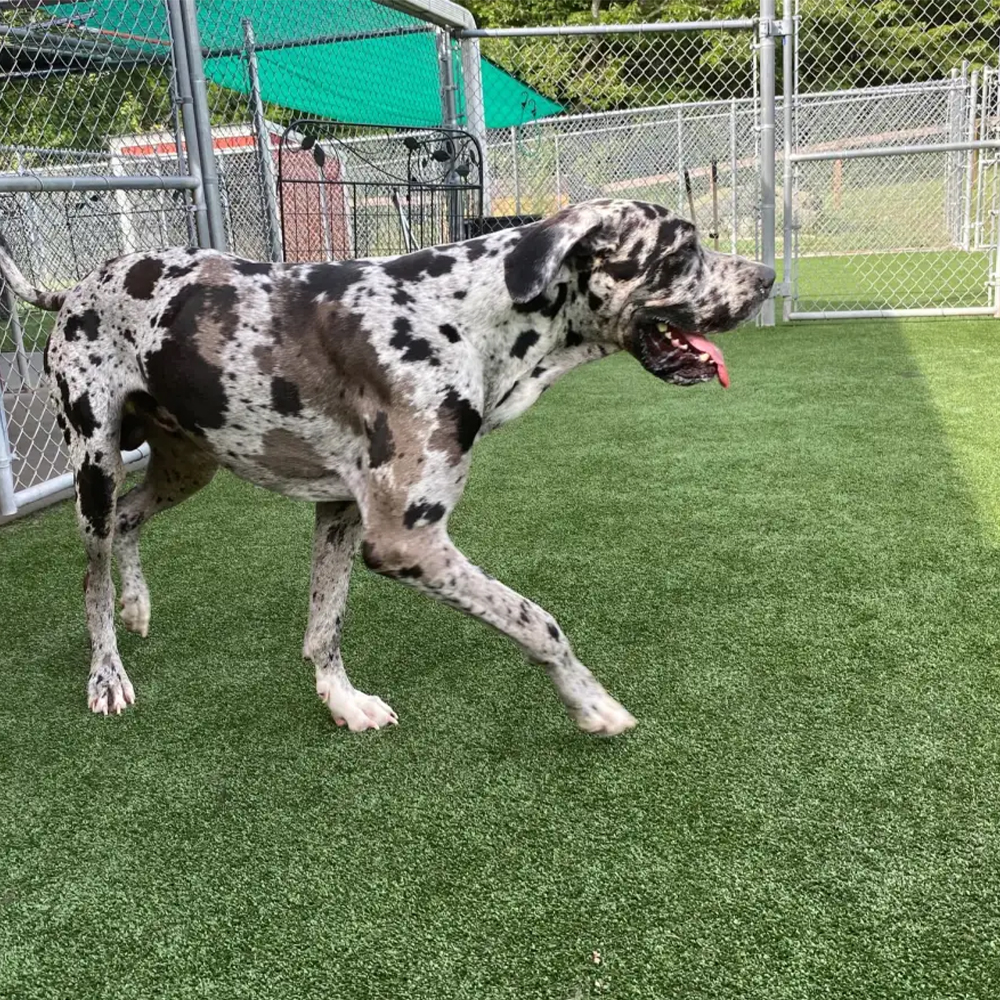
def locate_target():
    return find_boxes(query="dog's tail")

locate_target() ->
[0,234,65,311]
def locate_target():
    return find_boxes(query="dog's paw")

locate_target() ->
[88,656,136,716]
[317,676,398,732]
[571,695,637,737]
[119,591,150,637]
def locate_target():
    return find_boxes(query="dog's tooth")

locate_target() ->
[698,352,710,362]
[656,322,668,332]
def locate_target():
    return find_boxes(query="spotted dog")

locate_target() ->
[0,199,773,735]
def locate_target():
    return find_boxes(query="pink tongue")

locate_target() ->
[685,334,729,388]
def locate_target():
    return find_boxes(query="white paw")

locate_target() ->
[571,695,637,737]
[88,657,136,716]
[119,592,150,637]
[317,676,398,732]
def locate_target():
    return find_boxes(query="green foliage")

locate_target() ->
[0,9,247,160]
[0,68,174,154]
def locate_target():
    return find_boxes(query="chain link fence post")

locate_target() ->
[177,0,227,250]
[241,17,282,262]
[759,0,777,326]
[165,0,210,248]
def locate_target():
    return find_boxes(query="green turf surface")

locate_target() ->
[2,318,1000,999]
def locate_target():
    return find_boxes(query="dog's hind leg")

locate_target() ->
[304,501,397,731]
[113,423,218,638]
[60,387,134,715]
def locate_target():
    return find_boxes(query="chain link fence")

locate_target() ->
[462,23,761,255]
[786,0,1000,317]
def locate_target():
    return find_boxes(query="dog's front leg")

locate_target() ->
[361,524,636,736]
[304,501,397,731]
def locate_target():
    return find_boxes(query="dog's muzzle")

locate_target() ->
[632,321,730,388]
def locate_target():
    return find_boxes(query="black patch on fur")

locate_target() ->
[165,262,198,280]
[403,501,446,529]
[543,282,568,318]
[65,390,98,438]
[503,222,562,302]
[656,218,687,250]
[390,316,439,365]
[234,259,272,277]
[531,366,546,378]
[646,246,694,292]
[367,411,395,467]
[587,292,602,311]
[547,623,560,639]
[120,412,147,451]
[63,309,100,342]
[76,458,114,538]
[498,382,518,406]
[381,250,457,282]
[605,258,640,282]
[157,283,238,334]
[298,260,370,302]
[123,257,164,299]
[439,390,481,452]
[144,338,227,434]
[395,565,424,580]
[453,290,466,300]
[88,353,102,366]
[512,291,548,315]
[271,376,302,416]
[392,286,415,306]
[566,322,583,348]
[510,329,540,359]
[577,269,591,293]
[439,323,461,343]
[464,238,489,262]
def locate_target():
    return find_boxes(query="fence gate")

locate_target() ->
[276,122,484,260]
[784,0,1000,320]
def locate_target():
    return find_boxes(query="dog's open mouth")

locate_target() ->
[633,321,729,388]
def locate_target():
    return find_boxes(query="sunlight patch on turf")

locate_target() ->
[903,319,1000,543]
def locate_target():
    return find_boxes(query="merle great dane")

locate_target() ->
[1,199,773,735]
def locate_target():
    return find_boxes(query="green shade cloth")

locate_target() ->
[46,0,562,128]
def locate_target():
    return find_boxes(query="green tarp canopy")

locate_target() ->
[45,0,562,128]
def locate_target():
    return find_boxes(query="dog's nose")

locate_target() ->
[757,263,776,290]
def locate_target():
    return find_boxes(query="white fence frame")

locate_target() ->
[782,4,1000,321]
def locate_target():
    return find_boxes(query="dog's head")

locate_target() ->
[503,199,775,387]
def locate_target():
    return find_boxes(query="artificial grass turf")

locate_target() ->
[1,318,1000,999]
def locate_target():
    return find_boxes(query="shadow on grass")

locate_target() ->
[1,318,999,1000]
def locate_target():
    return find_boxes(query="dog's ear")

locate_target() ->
[503,204,617,303]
